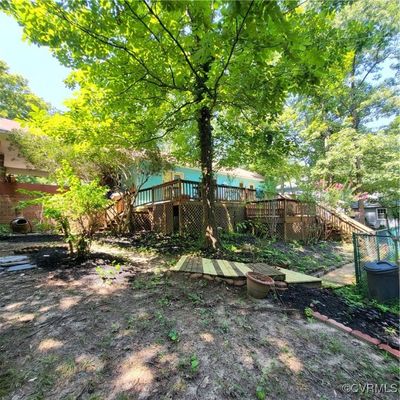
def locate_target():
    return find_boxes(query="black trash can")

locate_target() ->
[364,261,399,302]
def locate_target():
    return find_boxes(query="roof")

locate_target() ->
[0,118,21,133]
[218,167,264,181]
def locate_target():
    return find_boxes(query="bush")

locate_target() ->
[19,164,111,258]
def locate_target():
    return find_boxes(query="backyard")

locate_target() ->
[0,235,399,400]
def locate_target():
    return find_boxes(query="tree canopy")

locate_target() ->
[260,0,399,213]
[0,59,48,120]
[1,0,351,247]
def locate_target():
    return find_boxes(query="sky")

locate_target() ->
[0,12,72,110]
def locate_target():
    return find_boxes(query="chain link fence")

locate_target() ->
[353,230,400,284]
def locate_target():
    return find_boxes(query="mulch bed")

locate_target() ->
[0,234,63,243]
[276,286,400,350]
[98,232,198,255]
[12,245,141,283]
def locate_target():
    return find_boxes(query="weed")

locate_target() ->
[190,355,200,374]
[158,295,171,307]
[218,320,230,334]
[125,316,135,330]
[95,263,122,284]
[384,326,397,336]
[187,292,203,305]
[56,358,77,379]
[304,307,314,321]
[256,385,267,400]
[327,338,343,354]
[111,322,120,333]
[0,364,24,397]
[168,329,180,342]
[335,285,400,315]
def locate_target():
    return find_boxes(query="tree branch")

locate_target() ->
[212,0,254,97]
[52,5,186,92]
[141,0,205,87]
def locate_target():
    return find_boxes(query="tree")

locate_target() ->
[0,60,48,119]
[276,0,399,218]
[2,0,343,249]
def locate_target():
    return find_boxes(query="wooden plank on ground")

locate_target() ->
[250,263,286,281]
[0,256,30,266]
[202,258,216,275]
[277,267,321,287]
[186,257,194,272]
[216,259,238,277]
[233,262,252,276]
[192,257,203,273]
[171,255,188,271]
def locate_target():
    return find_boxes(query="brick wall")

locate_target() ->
[0,182,58,225]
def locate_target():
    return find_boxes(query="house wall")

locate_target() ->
[364,208,396,230]
[0,133,47,177]
[0,182,58,225]
[138,166,263,190]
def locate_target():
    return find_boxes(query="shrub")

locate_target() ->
[19,164,111,258]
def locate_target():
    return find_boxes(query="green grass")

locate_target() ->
[335,284,400,315]
[219,233,348,274]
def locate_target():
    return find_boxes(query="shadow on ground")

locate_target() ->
[0,243,398,400]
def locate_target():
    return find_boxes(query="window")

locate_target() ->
[173,172,184,180]
[239,182,244,188]
[249,185,254,190]
[377,208,387,220]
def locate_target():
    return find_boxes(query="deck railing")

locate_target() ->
[245,199,317,218]
[246,199,373,238]
[316,203,374,236]
[134,179,256,207]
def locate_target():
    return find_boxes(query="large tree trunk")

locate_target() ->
[350,52,366,225]
[198,105,220,250]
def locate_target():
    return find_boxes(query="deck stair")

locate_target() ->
[316,203,374,239]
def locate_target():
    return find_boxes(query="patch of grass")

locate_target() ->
[327,337,343,354]
[31,355,60,398]
[186,292,203,305]
[56,357,77,380]
[95,261,122,284]
[218,319,230,334]
[168,329,180,342]
[190,354,200,374]
[335,284,400,315]
[158,294,172,307]
[131,274,170,290]
[0,362,24,397]
[0,223,11,237]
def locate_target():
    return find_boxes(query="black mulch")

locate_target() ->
[276,286,400,350]
[12,245,143,282]
[0,234,63,243]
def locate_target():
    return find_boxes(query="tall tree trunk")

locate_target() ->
[350,52,366,225]
[198,105,220,250]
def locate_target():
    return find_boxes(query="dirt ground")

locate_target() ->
[0,240,399,400]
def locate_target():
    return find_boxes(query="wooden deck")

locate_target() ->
[171,256,322,287]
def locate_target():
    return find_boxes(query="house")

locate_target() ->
[0,118,55,225]
[0,118,47,180]
[140,165,264,191]
[351,200,398,231]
